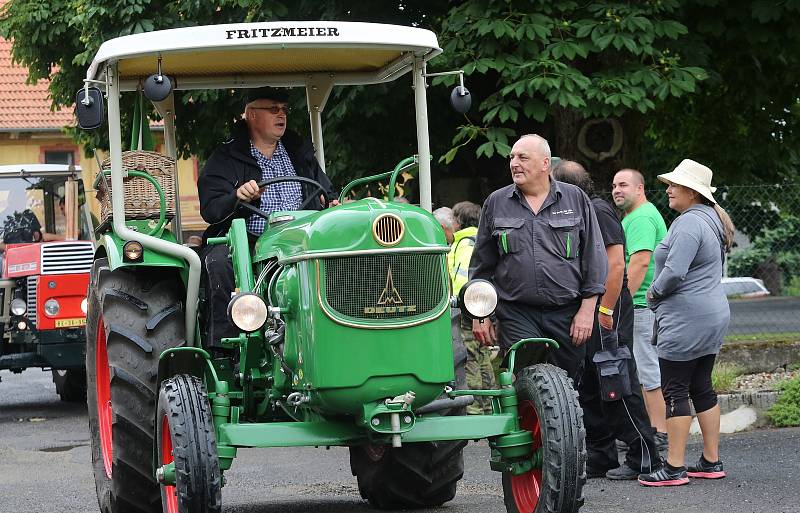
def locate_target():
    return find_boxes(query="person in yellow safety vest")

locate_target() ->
[449,215,477,295]
[449,201,498,414]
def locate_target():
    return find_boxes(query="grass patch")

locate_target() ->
[786,276,800,297]
[712,362,744,393]
[725,332,800,343]
[766,375,800,427]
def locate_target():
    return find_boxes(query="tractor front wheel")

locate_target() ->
[350,439,467,509]
[156,374,221,513]
[502,364,586,513]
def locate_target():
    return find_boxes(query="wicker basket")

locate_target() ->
[97,151,177,229]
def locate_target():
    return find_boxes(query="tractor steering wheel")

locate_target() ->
[238,176,331,221]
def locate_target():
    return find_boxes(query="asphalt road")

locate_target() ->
[728,296,800,335]
[1,369,798,513]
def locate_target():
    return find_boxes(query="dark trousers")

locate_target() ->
[201,244,239,349]
[496,300,585,381]
[660,354,718,418]
[577,289,659,473]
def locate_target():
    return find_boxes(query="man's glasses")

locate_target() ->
[250,105,291,115]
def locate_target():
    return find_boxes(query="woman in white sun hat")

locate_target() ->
[637,159,734,487]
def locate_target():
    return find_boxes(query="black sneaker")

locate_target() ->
[606,465,639,480]
[654,432,668,452]
[638,465,689,487]
[587,465,615,479]
[687,455,726,479]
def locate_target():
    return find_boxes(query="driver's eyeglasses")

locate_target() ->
[250,105,291,115]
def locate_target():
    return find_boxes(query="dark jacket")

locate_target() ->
[198,120,336,239]
[470,180,607,307]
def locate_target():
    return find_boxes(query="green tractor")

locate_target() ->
[75,21,585,513]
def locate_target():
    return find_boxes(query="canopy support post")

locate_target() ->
[305,74,335,172]
[412,57,432,212]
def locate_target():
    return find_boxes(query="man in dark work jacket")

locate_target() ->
[198,86,337,348]
[469,134,607,381]
[553,160,661,481]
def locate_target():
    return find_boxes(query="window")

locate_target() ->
[44,150,75,165]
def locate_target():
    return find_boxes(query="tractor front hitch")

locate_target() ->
[362,391,417,447]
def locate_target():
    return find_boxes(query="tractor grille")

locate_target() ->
[40,242,94,275]
[27,275,38,327]
[322,253,447,321]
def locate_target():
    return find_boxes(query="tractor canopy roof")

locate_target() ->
[86,21,442,90]
[0,164,82,178]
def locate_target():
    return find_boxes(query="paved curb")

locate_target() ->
[719,338,800,373]
[718,390,781,415]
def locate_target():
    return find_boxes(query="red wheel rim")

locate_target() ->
[511,400,543,513]
[161,415,178,513]
[95,314,113,478]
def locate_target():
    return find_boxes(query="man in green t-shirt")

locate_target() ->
[613,168,669,448]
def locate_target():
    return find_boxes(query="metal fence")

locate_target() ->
[602,184,800,338]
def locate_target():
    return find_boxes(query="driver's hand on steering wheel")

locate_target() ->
[237,180,264,202]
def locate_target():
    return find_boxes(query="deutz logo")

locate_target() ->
[364,265,417,315]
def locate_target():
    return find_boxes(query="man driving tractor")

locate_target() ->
[198,86,338,349]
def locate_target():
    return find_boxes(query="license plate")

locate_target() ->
[55,318,86,328]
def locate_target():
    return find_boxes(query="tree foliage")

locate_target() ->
[646,0,800,183]
[1,0,799,194]
[434,0,708,163]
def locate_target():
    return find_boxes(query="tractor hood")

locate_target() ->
[254,198,449,264]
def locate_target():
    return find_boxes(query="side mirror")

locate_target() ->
[143,73,173,102]
[450,86,472,114]
[75,87,105,130]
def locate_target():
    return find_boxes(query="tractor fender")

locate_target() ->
[157,347,216,389]
[98,233,187,271]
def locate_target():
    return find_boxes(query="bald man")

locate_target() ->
[612,169,669,447]
[470,135,607,380]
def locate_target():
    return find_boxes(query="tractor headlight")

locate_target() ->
[10,298,27,316]
[81,297,88,314]
[44,298,61,317]
[227,293,268,333]
[458,279,498,320]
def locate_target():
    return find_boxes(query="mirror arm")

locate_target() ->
[423,69,466,94]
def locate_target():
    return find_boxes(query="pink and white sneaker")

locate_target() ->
[687,455,726,479]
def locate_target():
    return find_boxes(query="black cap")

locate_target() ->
[243,86,290,105]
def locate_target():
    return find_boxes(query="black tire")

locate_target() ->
[349,439,467,509]
[52,368,87,402]
[502,364,586,513]
[86,258,185,513]
[156,374,222,513]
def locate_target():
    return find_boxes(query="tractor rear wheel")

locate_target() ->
[349,439,467,509]
[86,258,185,513]
[156,374,221,513]
[52,368,87,402]
[502,364,586,513]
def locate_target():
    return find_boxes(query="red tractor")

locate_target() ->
[0,164,94,401]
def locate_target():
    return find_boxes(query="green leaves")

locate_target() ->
[437,0,705,161]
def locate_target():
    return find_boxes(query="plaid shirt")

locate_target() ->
[246,141,302,234]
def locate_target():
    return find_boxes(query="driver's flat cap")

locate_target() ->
[244,86,290,105]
